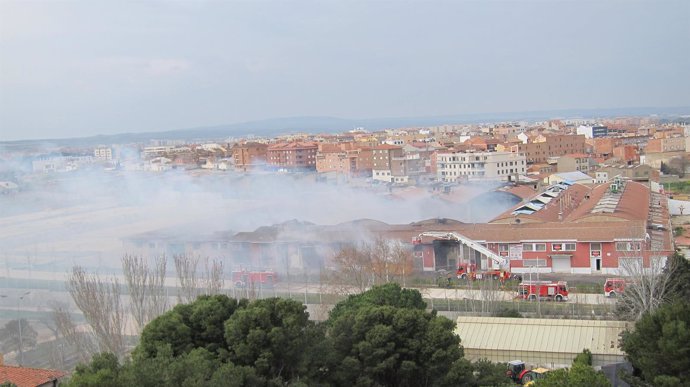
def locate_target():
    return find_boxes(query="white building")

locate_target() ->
[436,151,526,182]
[576,125,608,139]
[94,146,113,160]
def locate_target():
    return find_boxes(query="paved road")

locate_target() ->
[1,269,615,306]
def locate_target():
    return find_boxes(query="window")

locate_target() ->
[523,258,547,267]
[616,241,642,251]
[523,243,546,252]
[551,243,576,252]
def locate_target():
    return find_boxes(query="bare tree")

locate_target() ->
[49,301,97,363]
[67,266,125,356]
[329,243,373,293]
[328,238,414,293]
[146,255,168,322]
[202,257,224,295]
[616,255,676,321]
[174,253,201,303]
[122,254,169,331]
[122,254,149,331]
[383,239,414,287]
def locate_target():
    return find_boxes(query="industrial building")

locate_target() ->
[455,316,628,368]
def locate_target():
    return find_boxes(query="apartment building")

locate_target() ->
[372,145,406,183]
[576,125,609,139]
[315,143,373,176]
[231,142,268,172]
[266,141,318,170]
[612,145,639,164]
[94,146,113,160]
[436,151,526,182]
[557,153,594,173]
[513,134,586,164]
[647,137,687,153]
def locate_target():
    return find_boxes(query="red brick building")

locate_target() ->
[266,141,318,170]
[513,134,587,164]
[231,142,268,172]
[315,142,373,176]
[443,180,671,274]
[612,145,639,164]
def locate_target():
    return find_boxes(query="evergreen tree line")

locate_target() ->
[66,283,519,387]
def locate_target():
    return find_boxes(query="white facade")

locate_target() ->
[576,125,594,139]
[372,170,409,184]
[94,147,113,160]
[436,151,527,182]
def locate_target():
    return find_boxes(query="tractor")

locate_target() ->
[506,360,550,385]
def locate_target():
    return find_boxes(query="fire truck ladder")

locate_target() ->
[417,231,509,270]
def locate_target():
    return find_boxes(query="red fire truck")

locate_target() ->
[604,278,626,297]
[456,263,519,282]
[232,269,278,288]
[517,281,569,302]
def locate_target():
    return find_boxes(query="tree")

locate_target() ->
[0,319,37,354]
[532,349,610,387]
[173,254,225,303]
[531,365,610,387]
[224,297,316,382]
[67,266,125,356]
[121,254,168,332]
[620,301,690,386]
[471,358,514,387]
[664,251,690,302]
[326,284,469,387]
[174,253,201,304]
[203,257,224,296]
[136,294,246,359]
[49,301,98,362]
[329,238,414,293]
[66,352,123,387]
[329,242,373,293]
[615,255,676,321]
[327,282,426,323]
[370,237,414,286]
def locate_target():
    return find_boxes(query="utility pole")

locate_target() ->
[18,291,31,365]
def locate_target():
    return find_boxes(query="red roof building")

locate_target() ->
[0,365,66,387]
[266,141,318,170]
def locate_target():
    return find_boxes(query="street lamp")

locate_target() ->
[0,291,31,365]
[18,291,31,366]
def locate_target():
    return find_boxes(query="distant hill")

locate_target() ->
[2,106,689,148]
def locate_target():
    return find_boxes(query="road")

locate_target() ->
[1,269,614,308]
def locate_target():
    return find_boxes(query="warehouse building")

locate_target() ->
[455,316,629,368]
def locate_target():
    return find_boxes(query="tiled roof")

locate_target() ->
[501,185,537,201]
[372,144,402,150]
[382,221,649,244]
[0,365,67,387]
[566,180,650,223]
[491,183,592,223]
[267,141,318,150]
[228,218,649,245]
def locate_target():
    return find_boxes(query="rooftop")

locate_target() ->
[455,316,628,359]
[0,365,67,387]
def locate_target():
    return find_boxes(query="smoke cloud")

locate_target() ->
[0,168,519,273]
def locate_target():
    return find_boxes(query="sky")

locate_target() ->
[1,0,689,141]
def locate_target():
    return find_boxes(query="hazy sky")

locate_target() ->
[1,0,689,141]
